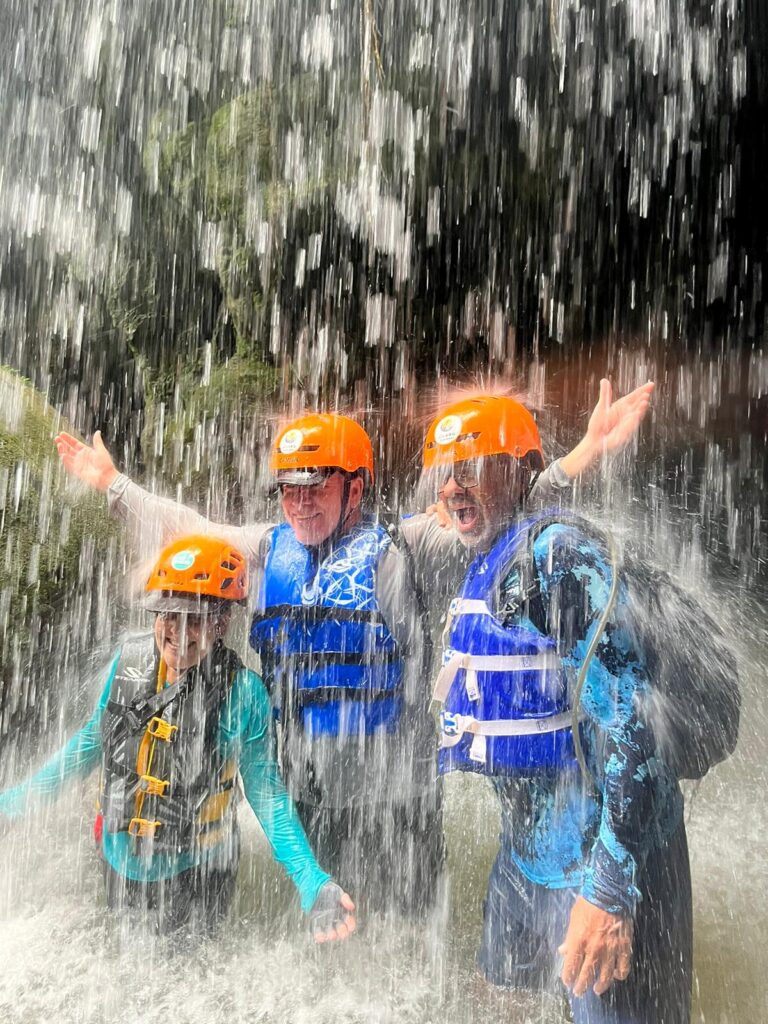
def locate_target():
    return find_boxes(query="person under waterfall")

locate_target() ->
[0,534,356,940]
[420,393,716,1024]
[53,381,654,918]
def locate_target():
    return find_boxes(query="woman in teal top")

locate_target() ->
[0,534,356,940]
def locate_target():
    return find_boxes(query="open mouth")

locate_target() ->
[449,502,481,532]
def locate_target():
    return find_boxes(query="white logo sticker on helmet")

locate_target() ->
[170,550,196,571]
[279,428,304,454]
[434,415,462,446]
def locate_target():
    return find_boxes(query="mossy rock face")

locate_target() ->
[139,353,279,510]
[0,368,119,737]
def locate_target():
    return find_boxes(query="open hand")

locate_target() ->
[425,500,452,530]
[585,379,655,456]
[309,881,357,943]
[559,379,655,480]
[54,430,119,493]
[559,896,633,997]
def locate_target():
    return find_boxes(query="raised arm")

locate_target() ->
[557,379,655,481]
[55,430,271,559]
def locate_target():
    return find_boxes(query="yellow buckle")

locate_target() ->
[128,817,162,838]
[139,774,169,797]
[147,717,177,742]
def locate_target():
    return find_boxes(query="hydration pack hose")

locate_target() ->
[571,527,621,791]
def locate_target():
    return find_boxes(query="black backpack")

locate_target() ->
[621,552,740,780]
[516,514,741,781]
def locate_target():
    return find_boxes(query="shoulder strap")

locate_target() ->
[106,676,192,736]
[386,521,434,679]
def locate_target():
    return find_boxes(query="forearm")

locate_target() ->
[582,716,680,917]
[558,440,600,481]
[240,758,330,911]
[107,474,269,557]
[0,719,103,817]
[530,458,573,503]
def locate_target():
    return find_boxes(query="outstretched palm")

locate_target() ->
[55,430,119,493]
[585,379,655,455]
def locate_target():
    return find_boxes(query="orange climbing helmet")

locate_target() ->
[270,413,375,486]
[423,395,544,470]
[144,535,249,613]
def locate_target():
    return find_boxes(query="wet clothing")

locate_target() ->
[100,637,241,854]
[250,520,409,805]
[479,823,692,1024]
[294,789,446,917]
[458,517,690,1017]
[0,638,330,912]
[103,464,570,912]
[103,836,239,934]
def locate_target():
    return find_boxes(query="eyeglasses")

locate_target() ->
[278,469,340,500]
[436,459,482,497]
[157,612,205,628]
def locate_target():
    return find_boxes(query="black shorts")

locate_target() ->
[103,854,238,935]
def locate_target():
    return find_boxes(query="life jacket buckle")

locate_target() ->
[139,774,169,797]
[128,817,162,838]
[147,717,178,742]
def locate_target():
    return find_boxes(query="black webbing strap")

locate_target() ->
[252,604,386,627]
[106,676,191,738]
[295,685,401,706]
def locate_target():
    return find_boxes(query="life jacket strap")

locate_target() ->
[293,684,401,706]
[440,709,576,746]
[282,649,402,667]
[432,650,562,704]
[253,604,386,626]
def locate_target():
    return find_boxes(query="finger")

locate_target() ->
[54,431,81,448]
[593,952,617,996]
[55,435,82,456]
[559,942,586,989]
[599,378,612,411]
[614,947,632,981]
[340,892,355,913]
[93,430,107,452]
[343,914,357,935]
[613,935,633,981]
[573,952,601,998]
[314,928,333,943]
[332,922,349,941]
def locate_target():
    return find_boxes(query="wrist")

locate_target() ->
[559,437,601,480]
[99,466,120,492]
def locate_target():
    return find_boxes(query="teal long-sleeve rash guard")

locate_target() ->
[0,646,330,913]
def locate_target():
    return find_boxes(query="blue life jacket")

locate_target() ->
[250,521,403,737]
[435,513,580,776]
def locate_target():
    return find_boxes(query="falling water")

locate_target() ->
[0,1,766,1021]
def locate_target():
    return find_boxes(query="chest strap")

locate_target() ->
[432,650,562,704]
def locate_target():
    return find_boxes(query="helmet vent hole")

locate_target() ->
[220,560,238,571]
[220,578,233,590]
[193,572,210,581]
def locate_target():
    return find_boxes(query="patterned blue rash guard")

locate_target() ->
[493,522,684,917]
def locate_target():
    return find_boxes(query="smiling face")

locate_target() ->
[439,455,530,551]
[154,610,229,679]
[280,471,364,546]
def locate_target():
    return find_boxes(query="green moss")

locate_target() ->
[0,368,118,692]
[139,353,278,496]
